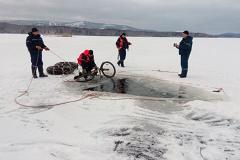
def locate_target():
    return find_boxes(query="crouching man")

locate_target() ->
[74,50,98,79]
[26,28,50,78]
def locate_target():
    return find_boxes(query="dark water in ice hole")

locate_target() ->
[64,76,221,113]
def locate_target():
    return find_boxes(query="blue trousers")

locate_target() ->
[118,49,126,67]
[119,49,126,61]
[180,54,190,75]
[30,51,43,67]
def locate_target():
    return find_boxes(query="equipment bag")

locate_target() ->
[47,62,78,75]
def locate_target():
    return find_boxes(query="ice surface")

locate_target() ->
[0,34,240,160]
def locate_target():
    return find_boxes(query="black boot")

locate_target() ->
[117,61,121,66]
[31,66,38,78]
[179,70,188,78]
[74,72,83,80]
[120,61,125,67]
[38,66,48,78]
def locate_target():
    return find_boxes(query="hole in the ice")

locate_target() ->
[82,77,220,102]
[83,78,178,98]
[64,76,221,113]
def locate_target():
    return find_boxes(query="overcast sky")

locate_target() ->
[0,0,239,34]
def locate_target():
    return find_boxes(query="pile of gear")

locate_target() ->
[46,62,78,75]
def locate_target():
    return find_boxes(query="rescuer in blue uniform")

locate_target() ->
[26,28,50,78]
[174,30,193,78]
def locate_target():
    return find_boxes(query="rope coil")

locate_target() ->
[14,92,96,108]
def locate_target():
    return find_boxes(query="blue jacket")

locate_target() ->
[179,36,193,55]
[26,32,46,53]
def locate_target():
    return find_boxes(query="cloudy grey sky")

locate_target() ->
[0,0,240,34]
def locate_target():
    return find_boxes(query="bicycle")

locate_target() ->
[74,61,116,82]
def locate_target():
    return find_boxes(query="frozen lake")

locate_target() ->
[0,34,240,160]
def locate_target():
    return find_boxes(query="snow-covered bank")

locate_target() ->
[0,34,240,160]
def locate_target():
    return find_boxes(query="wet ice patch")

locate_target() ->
[75,76,222,114]
[82,76,219,102]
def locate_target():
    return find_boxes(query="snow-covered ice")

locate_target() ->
[0,34,240,160]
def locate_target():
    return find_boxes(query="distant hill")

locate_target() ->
[0,20,220,37]
[1,20,143,31]
[217,33,240,38]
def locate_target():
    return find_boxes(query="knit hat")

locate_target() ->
[89,50,94,55]
[32,28,39,33]
[183,30,189,35]
[121,32,126,36]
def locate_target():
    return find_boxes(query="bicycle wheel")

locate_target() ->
[74,73,95,82]
[100,61,116,78]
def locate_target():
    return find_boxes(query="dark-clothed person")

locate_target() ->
[116,33,132,67]
[26,28,49,78]
[174,31,193,78]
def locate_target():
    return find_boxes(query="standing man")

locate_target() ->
[116,33,132,67]
[26,28,50,78]
[174,31,193,78]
